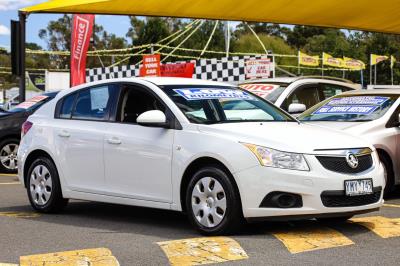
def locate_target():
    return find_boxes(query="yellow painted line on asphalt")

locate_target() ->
[157,237,248,266]
[273,226,354,254]
[0,263,18,266]
[0,212,40,218]
[383,203,400,208]
[20,248,119,266]
[351,216,400,238]
[0,182,21,185]
[0,174,18,177]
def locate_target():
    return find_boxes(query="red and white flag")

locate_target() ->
[70,14,94,87]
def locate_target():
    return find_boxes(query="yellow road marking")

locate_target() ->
[0,174,18,177]
[0,212,40,218]
[20,248,119,266]
[0,182,20,185]
[157,237,248,266]
[383,203,400,208]
[351,216,400,238]
[0,263,18,266]
[273,226,354,254]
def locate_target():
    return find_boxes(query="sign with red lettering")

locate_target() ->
[161,63,194,78]
[70,14,94,87]
[140,54,161,77]
[245,58,275,79]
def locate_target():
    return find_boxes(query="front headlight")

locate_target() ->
[243,143,310,171]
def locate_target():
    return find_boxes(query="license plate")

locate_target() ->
[344,179,373,196]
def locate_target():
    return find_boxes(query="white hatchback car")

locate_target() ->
[18,77,384,235]
[240,76,360,115]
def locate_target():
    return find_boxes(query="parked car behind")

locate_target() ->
[299,89,400,196]
[18,78,384,235]
[240,76,360,115]
[0,92,58,173]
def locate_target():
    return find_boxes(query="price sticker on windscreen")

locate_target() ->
[313,105,379,115]
[15,95,49,109]
[174,88,255,100]
[328,96,389,105]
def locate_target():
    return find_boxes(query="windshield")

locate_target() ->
[8,95,51,113]
[299,94,399,122]
[162,85,295,124]
[240,83,287,103]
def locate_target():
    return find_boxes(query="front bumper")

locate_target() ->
[234,154,385,219]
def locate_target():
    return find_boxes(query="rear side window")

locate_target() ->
[72,85,115,121]
[321,84,352,99]
[59,93,76,119]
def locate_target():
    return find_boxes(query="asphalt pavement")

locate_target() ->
[1,174,400,265]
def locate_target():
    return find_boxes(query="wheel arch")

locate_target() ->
[23,149,56,188]
[179,156,242,213]
[376,148,395,186]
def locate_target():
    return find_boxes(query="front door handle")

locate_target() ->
[58,130,70,138]
[107,137,122,145]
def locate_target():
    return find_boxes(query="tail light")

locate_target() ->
[21,121,33,138]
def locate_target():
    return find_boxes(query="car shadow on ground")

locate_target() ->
[0,199,383,239]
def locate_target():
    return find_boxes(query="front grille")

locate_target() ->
[321,187,381,207]
[316,154,373,174]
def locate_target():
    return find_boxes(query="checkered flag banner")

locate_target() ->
[86,55,272,83]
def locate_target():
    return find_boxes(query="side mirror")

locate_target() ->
[137,110,169,128]
[288,103,307,114]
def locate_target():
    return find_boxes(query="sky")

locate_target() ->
[0,0,132,51]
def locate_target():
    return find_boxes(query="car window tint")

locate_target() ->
[321,84,351,100]
[72,85,115,121]
[287,86,319,109]
[59,93,76,119]
[117,85,166,123]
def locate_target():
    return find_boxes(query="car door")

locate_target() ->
[53,84,118,193]
[103,83,174,203]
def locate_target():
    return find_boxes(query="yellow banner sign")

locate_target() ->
[343,57,366,70]
[299,51,319,66]
[322,53,343,67]
[371,54,388,65]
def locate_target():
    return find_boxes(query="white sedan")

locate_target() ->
[18,77,384,235]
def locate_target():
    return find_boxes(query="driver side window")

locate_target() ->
[287,85,320,110]
[116,84,166,124]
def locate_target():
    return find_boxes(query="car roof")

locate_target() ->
[139,77,230,86]
[342,89,400,95]
[240,76,354,85]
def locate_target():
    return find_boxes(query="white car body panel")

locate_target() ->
[18,77,384,220]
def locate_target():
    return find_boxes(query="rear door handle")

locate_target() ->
[107,137,121,145]
[58,130,70,138]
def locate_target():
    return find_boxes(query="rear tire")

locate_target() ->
[317,215,353,224]
[186,166,243,235]
[26,157,68,213]
[0,138,19,174]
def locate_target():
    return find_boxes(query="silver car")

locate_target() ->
[299,89,400,196]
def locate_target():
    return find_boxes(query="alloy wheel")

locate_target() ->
[191,177,227,228]
[0,143,18,170]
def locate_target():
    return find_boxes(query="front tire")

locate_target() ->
[380,155,394,198]
[26,157,68,213]
[186,166,243,235]
[0,138,19,173]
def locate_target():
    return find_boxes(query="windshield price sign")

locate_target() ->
[328,96,389,106]
[174,88,254,100]
[314,105,379,115]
